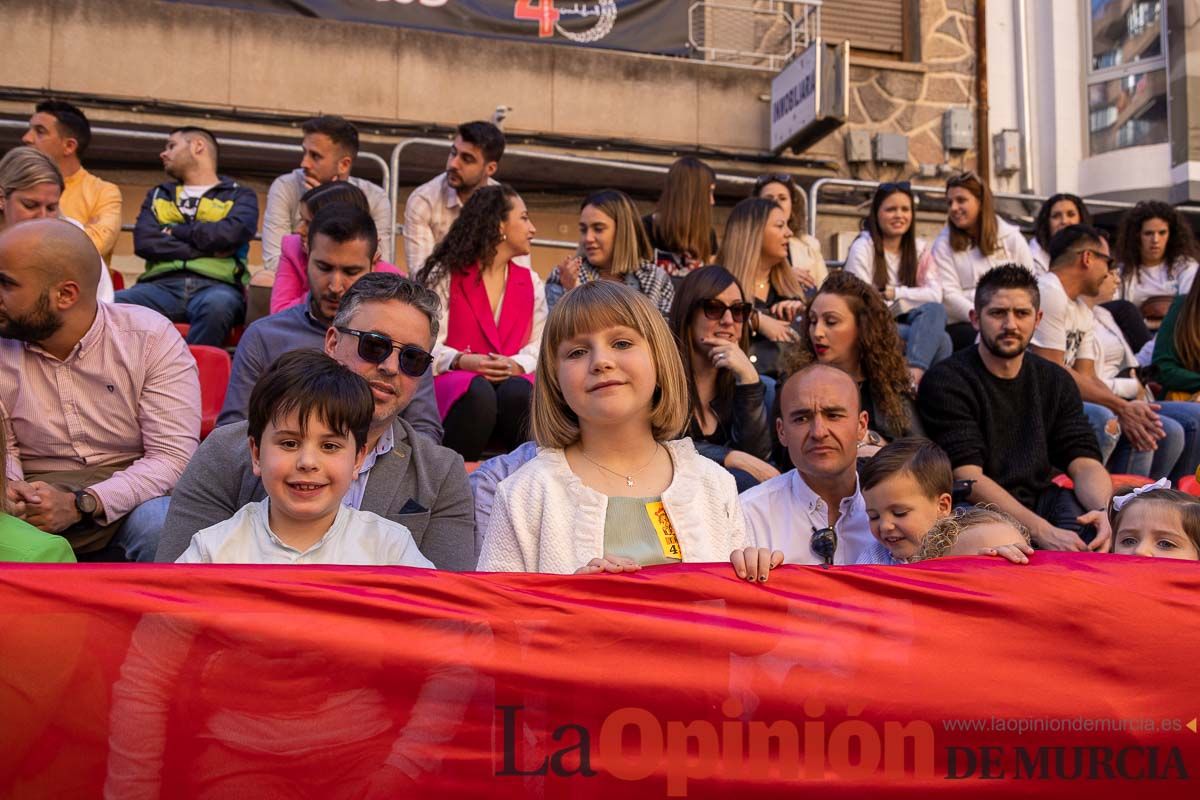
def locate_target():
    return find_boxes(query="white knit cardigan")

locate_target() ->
[477,438,746,574]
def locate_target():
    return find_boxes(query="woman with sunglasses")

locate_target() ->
[546,189,674,316]
[931,171,1033,351]
[419,184,545,461]
[670,266,777,493]
[844,182,950,386]
[753,173,827,291]
[718,197,807,377]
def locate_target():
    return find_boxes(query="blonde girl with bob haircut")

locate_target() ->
[478,280,746,574]
[546,189,674,316]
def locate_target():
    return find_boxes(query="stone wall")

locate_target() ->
[805,0,981,180]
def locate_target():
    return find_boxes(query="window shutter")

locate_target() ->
[820,0,905,55]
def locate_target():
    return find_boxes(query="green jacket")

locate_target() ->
[133,176,259,285]
[1152,295,1200,394]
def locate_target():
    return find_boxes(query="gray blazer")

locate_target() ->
[154,417,475,570]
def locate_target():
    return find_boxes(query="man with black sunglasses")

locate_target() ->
[154,273,475,570]
[215,206,441,440]
[736,364,876,571]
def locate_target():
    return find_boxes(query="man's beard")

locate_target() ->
[0,292,63,343]
[980,329,1028,360]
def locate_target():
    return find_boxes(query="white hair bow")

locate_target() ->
[1111,477,1172,512]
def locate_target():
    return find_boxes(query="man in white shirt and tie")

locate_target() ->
[738,364,875,566]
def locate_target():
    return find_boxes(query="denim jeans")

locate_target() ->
[1157,401,1200,481]
[109,495,171,562]
[1103,406,1185,479]
[1083,402,1122,465]
[115,273,245,346]
[896,303,954,371]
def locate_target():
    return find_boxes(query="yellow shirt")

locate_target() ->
[61,167,123,261]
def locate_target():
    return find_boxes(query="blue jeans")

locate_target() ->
[897,303,953,371]
[110,495,172,562]
[115,273,245,346]
[1083,402,1122,465]
[1157,401,1200,481]
[1105,407,1185,480]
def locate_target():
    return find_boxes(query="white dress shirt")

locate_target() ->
[740,469,875,565]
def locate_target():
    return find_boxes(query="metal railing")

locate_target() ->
[808,177,1200,238]
[4,118,812,261]
[688,0,821,71]
[388,137,765,258]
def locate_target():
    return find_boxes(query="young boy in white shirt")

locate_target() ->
[178,349,433,566]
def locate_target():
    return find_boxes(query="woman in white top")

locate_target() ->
[930,171,1033,350]
[843,182,951,384]
[478,280,745,575]
[1086,266,1149,401]
[1029,193,1092,274]
[0,146,114,302]
[1114,200,1200,330]
[419,183,546,461]
[752,173,827,291]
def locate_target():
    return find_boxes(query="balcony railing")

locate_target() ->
[688,0,822,71]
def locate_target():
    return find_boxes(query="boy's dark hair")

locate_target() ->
[860,437,953,499]
[303,115,360,157]
[170,125,220,163]
[457,121,505,164]
[248,350,373,451]
[1048,224,1107,267]
[35,100,92,156]
[973,263,1040,314]
[307,205,379,262]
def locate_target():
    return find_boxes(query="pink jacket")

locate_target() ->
[269,234,403,314]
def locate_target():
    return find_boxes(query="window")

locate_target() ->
[1087,0,1168,155]
[821,0,915,59]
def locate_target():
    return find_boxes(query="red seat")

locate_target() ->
[173,323,244,348]
[1180,475,1200,497]
[1053,473,1154,491]
[189,345,231,440]
[110,270,124,291]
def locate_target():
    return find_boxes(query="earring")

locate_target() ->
[502,233,507,242]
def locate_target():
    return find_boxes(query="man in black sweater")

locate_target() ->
[918,265,1113,551]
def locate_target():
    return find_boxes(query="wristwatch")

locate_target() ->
[73,490,98,522]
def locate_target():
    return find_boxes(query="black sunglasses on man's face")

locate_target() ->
[335,327,433,377]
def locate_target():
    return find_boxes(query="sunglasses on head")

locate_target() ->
[336,327,433,377]
[699,299,754,323]
[878,181,912,195]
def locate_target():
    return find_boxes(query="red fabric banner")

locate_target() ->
[1,554,1197,798]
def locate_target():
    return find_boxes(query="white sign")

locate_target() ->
[770,43,819,151]
[769,39,849,153]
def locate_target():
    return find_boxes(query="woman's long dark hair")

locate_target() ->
[653,157,716,262]
[1033,193,1091,251]
[670,265,749,428]
[862,184,920,290]
[1115,200,1200,289]
[1175,273,1200,373]
[419,184,519,286]
[783,271,913,438]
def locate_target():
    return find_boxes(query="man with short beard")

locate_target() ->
[919,264,1113,552]
[0,220,200,560]
[403,121,505,273]
[115,126,258,347]
[215,206,441,442]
